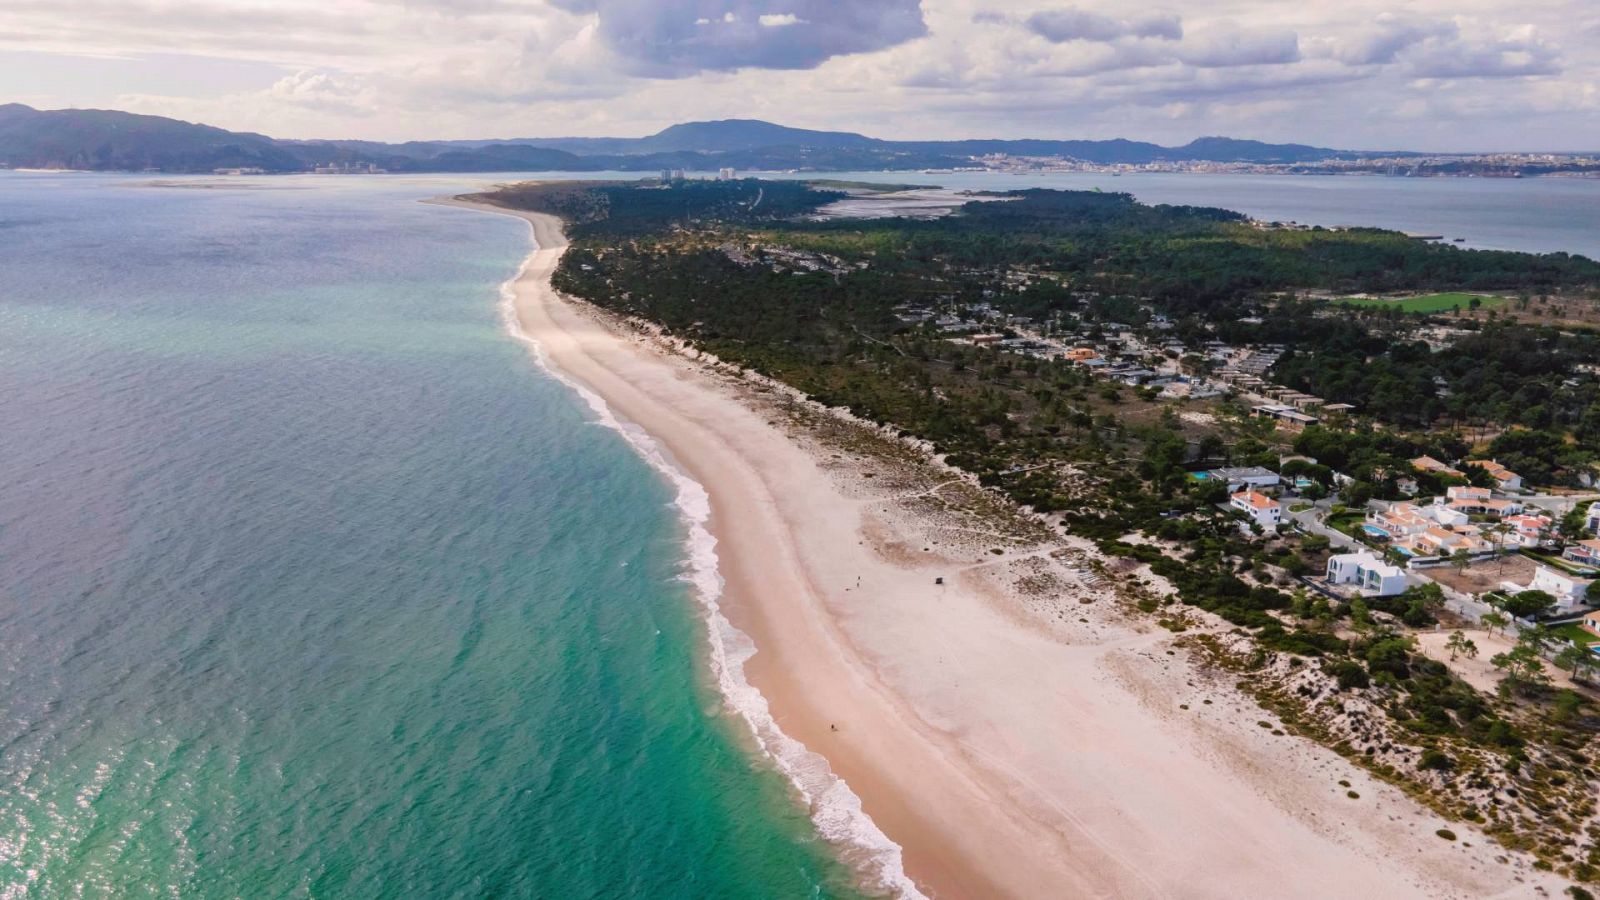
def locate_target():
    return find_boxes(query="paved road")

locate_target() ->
[1286,498,1364,552]
[1516,492,1600,517]
[1437,588,1497,625]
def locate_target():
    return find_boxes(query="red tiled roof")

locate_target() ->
[1232,490,1276,509]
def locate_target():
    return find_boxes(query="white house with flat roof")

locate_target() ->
[1518,565,1593,615]
[1208,466,1280,492]
[1326,552,1408,597]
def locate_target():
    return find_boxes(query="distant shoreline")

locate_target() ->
[8,165,1600,179]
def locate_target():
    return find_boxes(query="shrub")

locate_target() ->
[1419,749,1455,772]
[1502,589,1556,620]
[1327,659,1370,690]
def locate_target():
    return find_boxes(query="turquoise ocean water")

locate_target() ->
[4,167,1594,899]
[0,173,865,898]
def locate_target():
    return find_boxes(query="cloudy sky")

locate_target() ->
[5,0,1598,149]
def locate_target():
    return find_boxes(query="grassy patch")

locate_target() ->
[1339,292,1506,314]
[1326,511,1369,540]
[1481,590,1512,608]
[1522,549,1598,576]
[1550,623,1600,647]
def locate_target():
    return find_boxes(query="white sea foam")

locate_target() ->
[494,219,926,899]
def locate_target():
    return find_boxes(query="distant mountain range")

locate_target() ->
[0,104,1403,175]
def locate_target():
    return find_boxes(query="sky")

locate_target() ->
[4,0,1598,150]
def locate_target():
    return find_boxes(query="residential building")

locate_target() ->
[1583,609,1600,639]
[1207,466,1281,492]
[1525,565,1593,614]
[1230,490,1281,533]
[1326,552,1408,597]
[1409,526,1489,557]
[1368,501,1466,540]
[1472,459,1523,491]
[1251,404,1319,429]
[1566,539,1600,568]
[1442,486,1522,517]
[1412,455,1465,478]
[1501,513,1554,548]
[1586,505,1600,534]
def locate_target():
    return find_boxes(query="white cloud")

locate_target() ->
[0,0,1594,150]
[1024,9,1182,43]
[1405,24,1562,78]
[1320,14,1457,65]
[1175,23,1300,68]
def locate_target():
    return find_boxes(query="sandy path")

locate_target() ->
[1415,627,1578,694]
[441,198,1561,899]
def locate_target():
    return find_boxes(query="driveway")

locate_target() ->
[1286,498,1365,552]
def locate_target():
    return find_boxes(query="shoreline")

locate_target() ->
[439,195,1566,899]
[441,197,934,895]
[478,200,919,894]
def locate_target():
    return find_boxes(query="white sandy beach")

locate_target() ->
[446,197,1561,899]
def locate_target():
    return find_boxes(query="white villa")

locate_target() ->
[1502,565,1593,615]
[1326,552,1408,597]
[1207,466,1281,492]
[1564,538,1600,568]
[1500,513,1554,549]
[1442,485,1523,517]
[1230,490,1281,534]
[1368,501,1467,538]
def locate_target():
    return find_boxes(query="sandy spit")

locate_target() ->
[437,196,1561,900]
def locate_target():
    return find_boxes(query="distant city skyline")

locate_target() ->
[4,0,1598,151]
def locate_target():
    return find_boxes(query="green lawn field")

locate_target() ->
[1338,292,1506,313]
[1551,623,1600,648]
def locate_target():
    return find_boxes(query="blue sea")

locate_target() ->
[2,167,1596,898]
[0,172,867,898]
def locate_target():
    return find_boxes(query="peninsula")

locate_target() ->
[452,177,1600,897]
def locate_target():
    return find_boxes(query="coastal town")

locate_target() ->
[895,285,1600,639]
[974,151,1600,179]
[630,184,1600,688]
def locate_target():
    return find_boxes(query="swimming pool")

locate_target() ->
[1361,525,1390,541]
